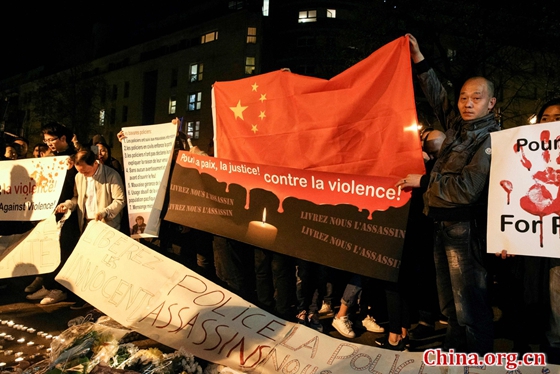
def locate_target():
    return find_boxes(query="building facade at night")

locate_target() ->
[1,0,558,156]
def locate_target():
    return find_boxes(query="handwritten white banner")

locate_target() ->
[56,223,553,373]
[121,123,176,238]
[489,121,560,257]
[0,157,68,221]
[0,214,61,278]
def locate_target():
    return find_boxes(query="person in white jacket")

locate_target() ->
[57,148,125,232]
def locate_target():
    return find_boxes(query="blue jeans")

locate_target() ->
[434,220,494,355]
[341,274,362,308]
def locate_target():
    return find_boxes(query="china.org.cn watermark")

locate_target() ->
[423,348,546,371]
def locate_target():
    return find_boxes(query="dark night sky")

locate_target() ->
[1,3,191,80]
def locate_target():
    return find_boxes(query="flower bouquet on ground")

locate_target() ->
[21,321,215,374]
[46,322,127,374]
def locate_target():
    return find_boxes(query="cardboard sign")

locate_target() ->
[0,157,68,221]
[489,121,560,257]
[121,123,176,238]
[56,223,553,373]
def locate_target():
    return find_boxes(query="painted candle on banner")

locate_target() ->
[121,123,176,238]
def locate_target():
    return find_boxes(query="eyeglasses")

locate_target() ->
[43,137,59,144]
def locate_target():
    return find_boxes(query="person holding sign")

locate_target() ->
[56,148,126,232]
[397,34,500,355]
[25,122,79,305]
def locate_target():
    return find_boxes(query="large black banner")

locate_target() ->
[164,152,410,282]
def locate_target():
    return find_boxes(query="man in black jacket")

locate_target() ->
[398,34,499,355]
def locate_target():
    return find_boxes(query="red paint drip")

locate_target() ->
[542,130,551,163]
[500,180,512,205]
[176,152,411,217]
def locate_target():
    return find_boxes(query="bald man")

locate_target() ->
[396,34,500,355]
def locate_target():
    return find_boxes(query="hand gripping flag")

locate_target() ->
[212,36,425,179]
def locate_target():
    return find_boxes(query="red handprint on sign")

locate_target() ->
[509,130,560,247]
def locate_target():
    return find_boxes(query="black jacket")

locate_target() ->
[416,61,501,221]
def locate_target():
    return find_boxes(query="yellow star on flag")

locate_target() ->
[251,124,258,133]
[230,100,248,120]
[259,111,266,120]
[252,83,259,92]
[259,94,267,103]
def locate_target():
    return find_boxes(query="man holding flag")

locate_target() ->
[399,34,499,355]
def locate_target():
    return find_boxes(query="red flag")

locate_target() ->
[212,36,424,178]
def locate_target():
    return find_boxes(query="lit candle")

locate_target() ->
[26,342,34,346]
[26,328,35,333]
[17,338,25,343]
[246,208,278,248]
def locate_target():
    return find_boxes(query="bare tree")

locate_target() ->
[32,65,106,143]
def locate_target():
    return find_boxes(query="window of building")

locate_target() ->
[171,68,178,87]
[124,82,130,98]
[327,9,336,18]
[99,109,105,126]
[110,108,116,125]
[112,85,118,101]
[190,63,204,82]
[188,92,202,111]
[263,0,269,16]
[122,106,128,122]
[245,57,256,75]
[247,27,257,43]
[201,31,218,44]
[169,96,177,114]
[228,0,244,9]
[187,121,200,139]
[298,10,317,23]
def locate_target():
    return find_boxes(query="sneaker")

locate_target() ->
[318,301,334,318]
[375,334,410,347]
[26,286,50,300]
[332,316,355,338]
[361,315,384,333]
[296,310,307,325]
[375,335,408,351]
[40,289,67,305]
[24,277,43,293]
[308,312,324,333]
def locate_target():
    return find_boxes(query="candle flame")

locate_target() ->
[262,208,267,224]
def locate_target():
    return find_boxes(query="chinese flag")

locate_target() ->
[212,36,424,178]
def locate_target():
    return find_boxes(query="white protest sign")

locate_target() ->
[489,121,560,257]
[0,157,68,221]
[121,123,176,238]
[56,223,552,373]
[0,214,60,278]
